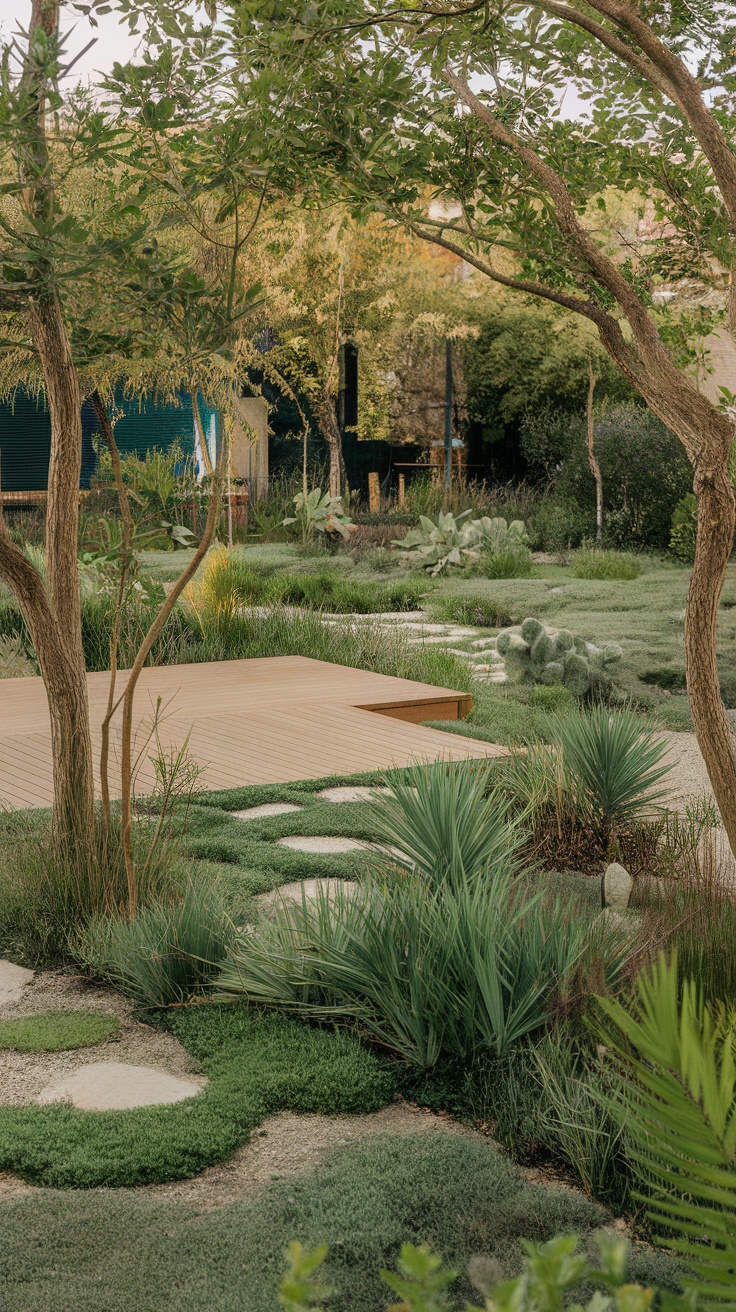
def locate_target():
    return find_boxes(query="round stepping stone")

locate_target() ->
[317,786,392,804]
[231,803,303,821]
[258,878,360,913]
[277,835,372,854]
[0,960,34,1007]
[37,1062,205,1111]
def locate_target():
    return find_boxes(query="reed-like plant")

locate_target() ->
[82,879,234,1007]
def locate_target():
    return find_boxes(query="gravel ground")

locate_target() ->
[0,970,204,1108]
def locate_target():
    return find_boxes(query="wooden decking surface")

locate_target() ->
[0,656,508,810]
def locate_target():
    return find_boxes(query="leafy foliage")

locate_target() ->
[395,512,529,577]
[283,488,356,542]
[599,954,736,1307]
[557,708,672,842]
[218,873,631,1067]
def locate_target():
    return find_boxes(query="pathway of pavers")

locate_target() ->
[320,610,508,684]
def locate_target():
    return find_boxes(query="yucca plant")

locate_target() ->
[557,708,672,849]
[371,760,525,889]
[598,953,736,1307]
[219,875,631,1067]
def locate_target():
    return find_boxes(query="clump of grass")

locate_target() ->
[0,809,179,966]
[0,1011,121,1052]
[482,548,533,580]
[572,548,642,581]
[431,593,513,628]
[80,880,235,1007]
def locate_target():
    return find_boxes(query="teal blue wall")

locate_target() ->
[0,390,218,493]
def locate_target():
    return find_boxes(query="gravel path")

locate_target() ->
[0,970,203,1108]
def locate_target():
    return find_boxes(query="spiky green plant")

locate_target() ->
[218,875,631,1067]
[557,707,672,845]
[598,953,736,1308]
[371,760,525,889]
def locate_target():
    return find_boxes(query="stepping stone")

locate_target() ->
[445,627,480,639]
[0,960,34,1007]
[258,878,360,913]
[37,1062,204,1111]
[230,803,303,821]
[472,638,498,649]
[317,786,392,804]
[277,835,373,854]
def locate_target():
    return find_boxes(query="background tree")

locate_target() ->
[212,0,736,853]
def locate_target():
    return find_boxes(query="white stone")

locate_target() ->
[37,1062,204,1111]
[602,862,634,910]
[259,878,360,912]
[317,786,393,804]
[472,638,499,649]
[230,803,303,821]
[277,835,373,854]
[0,959,34,1007]
[445,627,480,639]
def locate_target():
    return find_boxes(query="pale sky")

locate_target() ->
[1,1,142,84]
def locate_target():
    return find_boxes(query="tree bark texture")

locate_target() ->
[586,367,603,546]
[316,389,347,500]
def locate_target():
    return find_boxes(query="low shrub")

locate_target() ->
[572,548,642,581]
[0,1011,121,1052]
[80,880,235,1007]
[482,547,533,579]
[395,512,530,577]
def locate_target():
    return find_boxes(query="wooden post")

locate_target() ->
[368,471,380,514]
[398,473,405,509]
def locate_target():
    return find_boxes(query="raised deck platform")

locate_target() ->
[0,656,507,810]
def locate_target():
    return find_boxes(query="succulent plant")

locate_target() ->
[496,617,622,697]
[394,511,530,577]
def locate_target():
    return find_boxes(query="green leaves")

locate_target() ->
[598,954,736,1306]
[557,708,672,837]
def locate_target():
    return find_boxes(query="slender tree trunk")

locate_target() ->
[586,365,603,546]
[316,388,347,500]
[116,430,227,915]
[190,387,214,478]
[91,391,135,841]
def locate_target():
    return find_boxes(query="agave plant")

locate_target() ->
[599,953,736,1308]
[394,511,529,576]
[283,487,356,542]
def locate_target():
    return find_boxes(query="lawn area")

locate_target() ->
[0,1133,680,1312]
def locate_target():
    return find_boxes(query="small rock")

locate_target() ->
[602,862,633,909]
[472,638,498,649]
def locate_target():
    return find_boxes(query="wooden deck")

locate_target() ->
[0,656,508,810]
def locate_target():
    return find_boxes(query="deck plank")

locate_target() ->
[0,656,507,810]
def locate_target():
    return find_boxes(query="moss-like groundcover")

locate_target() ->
[0,1006,394,1188]
[0,1133,681,1312]
[0,1011,121,1052]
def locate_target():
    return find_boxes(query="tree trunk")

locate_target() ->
[586,366,603,546]
[685,463,736,853]
[316,389,347,500]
